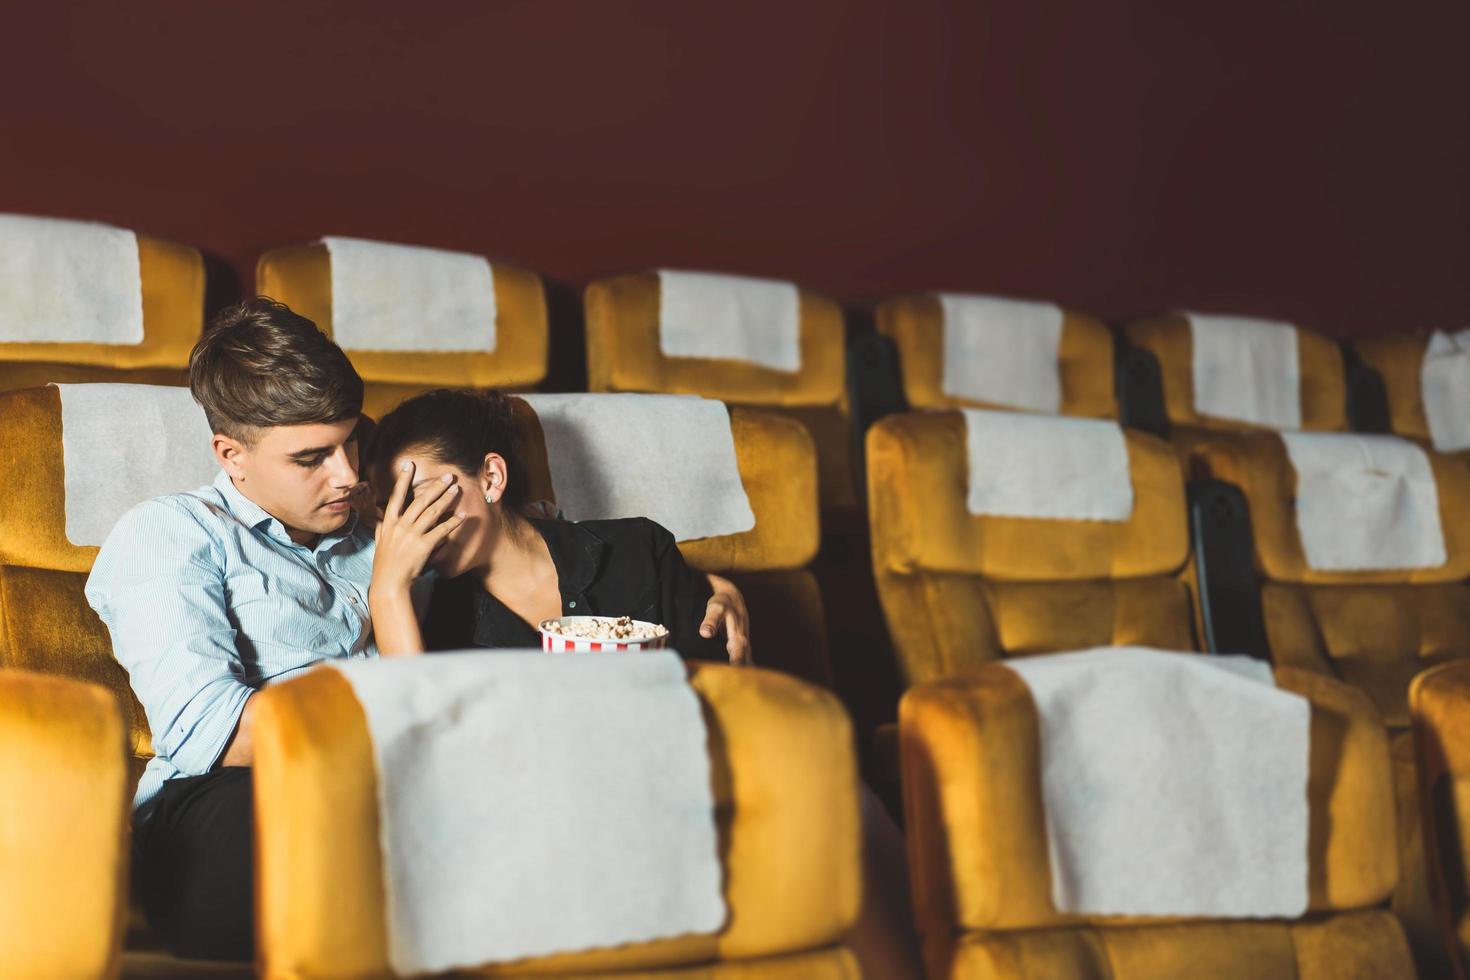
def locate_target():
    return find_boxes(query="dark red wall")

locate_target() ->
[2,0,1468,337]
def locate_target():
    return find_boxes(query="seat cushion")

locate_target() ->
[939,910,1410,980]
[874,571,1198,686]
[1262,582,1470,729]
[0,565,151,759]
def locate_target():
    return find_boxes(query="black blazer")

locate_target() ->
[422,517,725,661]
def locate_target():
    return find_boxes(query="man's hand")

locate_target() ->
[218,695,256,768]
[700,574,751,665]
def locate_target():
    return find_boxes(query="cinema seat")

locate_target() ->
[0,669,129,979]
[583,272,858,528]
[257,240,549,419]
[0,219,204,392]
[902,663,1412,979]
[1124,313,1348,446]
[511,395,832,688]
[873,293,1117,418]
[1351,333,1470,452]
[253,662,861,978]
[1192,430,1470,977]
[865,411,1195,687]
[1410,661,1470,976]
[0,384,257,978]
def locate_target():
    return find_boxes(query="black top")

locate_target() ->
[422,517,725,661]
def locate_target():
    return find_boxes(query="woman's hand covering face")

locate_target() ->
[371,460,467,591]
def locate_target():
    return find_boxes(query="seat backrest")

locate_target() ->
[875,292,1116,417]
[257,238,548,415]
[902,663,1409,979]
[1125,313,1348,435]
[253,662,861,976]
[1410,660,1470,978]
[0,215,203,388]
[866,411,1195,686]
[0,669,129,978]
[1352,332,1444,445]
[0,383,225,765]
[1193,431,1470,728]
[584,271,856,520]
[511,393,829,684]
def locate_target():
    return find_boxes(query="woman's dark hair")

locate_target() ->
[366,388,529,512]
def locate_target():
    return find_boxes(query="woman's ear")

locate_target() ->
[480,453,509,504]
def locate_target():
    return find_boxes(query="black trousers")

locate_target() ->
[132,767,255,962]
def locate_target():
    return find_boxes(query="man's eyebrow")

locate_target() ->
[286,445,335,460]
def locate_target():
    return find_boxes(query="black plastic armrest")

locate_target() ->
[1188,478,1272,663]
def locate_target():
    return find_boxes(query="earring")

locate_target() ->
[484,492,495,503]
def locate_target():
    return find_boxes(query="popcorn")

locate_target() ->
[538,615,669,642]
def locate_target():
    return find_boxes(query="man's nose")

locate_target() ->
[326,447,358,487]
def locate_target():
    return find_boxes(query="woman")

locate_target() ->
[365,387,747,662]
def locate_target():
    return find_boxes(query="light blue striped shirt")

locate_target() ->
[85,470,378,808]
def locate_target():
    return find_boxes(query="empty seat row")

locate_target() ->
[8,214,1467,530]
[867,403,1470,975]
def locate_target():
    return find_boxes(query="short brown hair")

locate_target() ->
[189,297,364,443]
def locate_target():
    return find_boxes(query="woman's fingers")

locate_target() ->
[424,510,466,545]
[698,594,726,639]
[384,460,414,524]
[403,472,454,525]
[411,478,461,530]
[723,609,751,665]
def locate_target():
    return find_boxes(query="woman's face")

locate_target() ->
[371,450,493,579]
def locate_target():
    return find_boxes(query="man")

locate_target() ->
[86,297,751,961]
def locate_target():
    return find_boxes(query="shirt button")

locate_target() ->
[569,601,577,608]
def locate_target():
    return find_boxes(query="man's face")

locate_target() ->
[214,418,362,545]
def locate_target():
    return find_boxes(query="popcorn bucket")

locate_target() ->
[538,616,671,653]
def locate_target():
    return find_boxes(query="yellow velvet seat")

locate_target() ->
[0,385,259,978]
[0,229,203,392]
[510,396,832,687]
[865,411,1196,687]
[874,293,1118,418]
[256,241,549,419]
[1410,660,1470,976]
[902,662,1413,979]
[1351,333,1464,451]
[0,668,130,978]
[1124,314,1348,450]
[1193,430,1470,976]
[252,662,861,979]
[583,272,858,528]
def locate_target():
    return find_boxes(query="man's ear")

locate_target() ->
[212,433,250,480]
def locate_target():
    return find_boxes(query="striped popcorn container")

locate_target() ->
[538,616,672,653]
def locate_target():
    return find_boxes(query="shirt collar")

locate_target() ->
[211,469,360,549]
[530,518,607,596]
